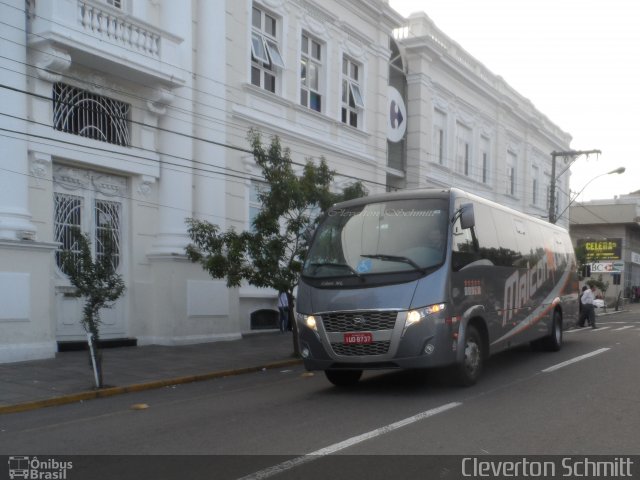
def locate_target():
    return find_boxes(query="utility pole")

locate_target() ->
[549,149,601,224]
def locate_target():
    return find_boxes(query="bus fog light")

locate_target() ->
[424,344,435,355]
[301,347,310,358]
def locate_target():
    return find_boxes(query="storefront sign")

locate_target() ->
[590,261,624,273]
[632,251,640,265]
[578,238,622,261]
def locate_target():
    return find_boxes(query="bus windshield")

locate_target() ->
[303,198,449,278]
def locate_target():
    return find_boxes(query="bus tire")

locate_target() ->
[453,325,483,387]
[325,369,363,387]
[542,310,563,352]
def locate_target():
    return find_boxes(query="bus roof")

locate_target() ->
[330,187,569,233]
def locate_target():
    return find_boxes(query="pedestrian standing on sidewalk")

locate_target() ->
[581,284,597,329]
[278,291,289,333]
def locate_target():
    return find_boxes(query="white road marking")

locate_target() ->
[590,326,610,332]
[613,326,634,331]
[542,348,610,373]
[236,402,462,480]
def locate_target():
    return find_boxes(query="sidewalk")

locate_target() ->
[0,331,301,414]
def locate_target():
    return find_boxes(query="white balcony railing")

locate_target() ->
[77,1,160,59]
[29,0,184,87]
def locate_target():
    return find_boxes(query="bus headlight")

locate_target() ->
[404,303,446,331]
[296,313,317,332]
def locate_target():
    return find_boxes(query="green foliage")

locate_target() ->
[60,228,126,342]
[186,129,367,297]
[587,275,609,296]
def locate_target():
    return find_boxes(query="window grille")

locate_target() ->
[53,83,131,147]
[54,193,83,275]
[54,191,123,274]
[95,199,122,271]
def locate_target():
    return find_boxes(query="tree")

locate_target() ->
[59,228,126,388]
[186,129,367,355]
[587,275,609,299]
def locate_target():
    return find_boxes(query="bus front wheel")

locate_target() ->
[453,325,483,387]
[325,369,363,387]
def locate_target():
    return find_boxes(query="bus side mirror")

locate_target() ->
[460,203,475,229]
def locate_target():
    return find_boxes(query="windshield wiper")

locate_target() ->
[307,262,363,278]
[360,254,426,274]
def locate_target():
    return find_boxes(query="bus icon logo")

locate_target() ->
[8,456,30,479]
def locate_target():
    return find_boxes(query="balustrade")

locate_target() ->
[78,1,160,58]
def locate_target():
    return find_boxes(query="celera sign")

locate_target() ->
[578,238,622,261]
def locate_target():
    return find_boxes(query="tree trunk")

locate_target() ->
[86,332,104,388]
[287,292,300,358]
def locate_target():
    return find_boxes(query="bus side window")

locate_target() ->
[487,209,521,267]
[452,201,478,271]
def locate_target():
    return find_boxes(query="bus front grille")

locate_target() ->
[331,341,391,356]
[321,311,398,332]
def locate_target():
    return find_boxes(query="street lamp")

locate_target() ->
[552,166,626,224]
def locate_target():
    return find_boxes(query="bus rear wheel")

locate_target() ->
[453,325,483,387]
[325,369,363,387]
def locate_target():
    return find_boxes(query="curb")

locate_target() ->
[0,358,303,415]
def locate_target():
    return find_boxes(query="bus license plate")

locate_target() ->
[344,332,373,344]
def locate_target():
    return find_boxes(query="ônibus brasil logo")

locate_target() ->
[8,456,73,480]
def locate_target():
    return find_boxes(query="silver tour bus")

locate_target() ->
[296,188,579,386]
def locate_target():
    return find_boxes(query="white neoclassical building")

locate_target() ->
[0,0,571,363]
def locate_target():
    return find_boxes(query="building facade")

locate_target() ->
[0,0,571,363]
[570,193,640,303]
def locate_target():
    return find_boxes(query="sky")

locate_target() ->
[389,0,640,202]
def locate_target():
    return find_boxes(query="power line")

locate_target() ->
[0,9,405,167]
[0,1,570,200]
[0,12,542,190]
[0,84,389,190]
[0,2,535,184]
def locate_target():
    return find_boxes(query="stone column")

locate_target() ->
[150,1,194,255]
[0,0,36,240]
[404,52,434,190]
[193,0,227,227]
[0,0,58,363]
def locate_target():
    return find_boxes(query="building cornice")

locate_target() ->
[397,13,571,146]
